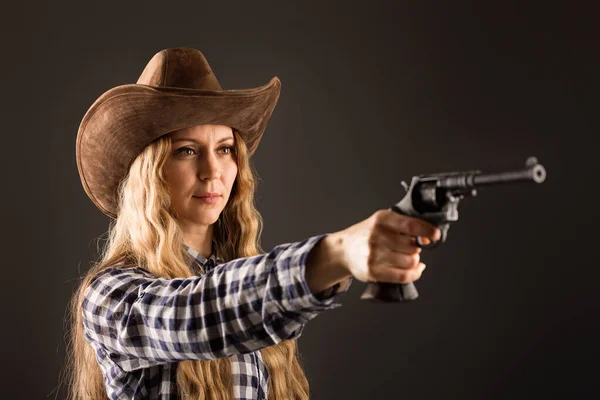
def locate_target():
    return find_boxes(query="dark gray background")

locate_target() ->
[1,1,597,399]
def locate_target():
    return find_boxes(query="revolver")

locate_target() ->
[360,156,547,303]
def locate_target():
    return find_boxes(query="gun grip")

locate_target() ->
[360,281,419,302]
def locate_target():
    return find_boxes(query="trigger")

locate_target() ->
[401,181,409,192]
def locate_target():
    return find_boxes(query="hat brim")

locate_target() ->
[76,77,281,219]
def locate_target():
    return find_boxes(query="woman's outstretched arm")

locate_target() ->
[81,233,353,372]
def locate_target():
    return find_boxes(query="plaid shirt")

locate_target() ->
[82,233,353,399]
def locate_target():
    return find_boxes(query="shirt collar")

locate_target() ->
[182,238,224,273]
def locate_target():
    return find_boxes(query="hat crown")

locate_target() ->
[136,48,223,91]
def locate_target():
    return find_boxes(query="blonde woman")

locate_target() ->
[67,48,441,400]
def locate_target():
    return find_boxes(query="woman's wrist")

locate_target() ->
[305,232,350,294]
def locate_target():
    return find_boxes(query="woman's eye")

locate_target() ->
[176,146,233,156]
[177,147,195,156]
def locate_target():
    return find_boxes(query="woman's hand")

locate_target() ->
[334,209,441,284]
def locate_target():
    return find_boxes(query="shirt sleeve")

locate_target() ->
[81,233,353,372]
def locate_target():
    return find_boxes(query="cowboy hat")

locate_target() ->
[76,47,281,219]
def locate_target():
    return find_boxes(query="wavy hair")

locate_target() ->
[64,129,310,399]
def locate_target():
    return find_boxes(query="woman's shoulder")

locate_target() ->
[87,264,156,290]
[82,265,157,310]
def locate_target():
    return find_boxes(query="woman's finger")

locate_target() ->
[371,262,427,284]
[372,225,422,255]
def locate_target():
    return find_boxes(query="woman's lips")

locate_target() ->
[195,193,220,198]
[193,195,220,204]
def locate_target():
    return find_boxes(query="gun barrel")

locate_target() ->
[474,164,546,186]
[437,159,546,190]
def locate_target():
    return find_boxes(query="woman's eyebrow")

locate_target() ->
[172,136,234,144]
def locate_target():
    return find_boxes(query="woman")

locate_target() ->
[67,48,440,400]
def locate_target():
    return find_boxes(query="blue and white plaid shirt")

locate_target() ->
[82,233,353,399]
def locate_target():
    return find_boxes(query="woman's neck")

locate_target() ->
[182,224,214,259]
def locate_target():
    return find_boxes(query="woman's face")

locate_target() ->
[163,124,238,230]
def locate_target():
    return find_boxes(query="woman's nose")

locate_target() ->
[197,153,221,180]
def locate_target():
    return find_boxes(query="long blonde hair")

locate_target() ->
[64,129,311,399]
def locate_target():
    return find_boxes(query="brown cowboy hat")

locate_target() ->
[76,47,281,219]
